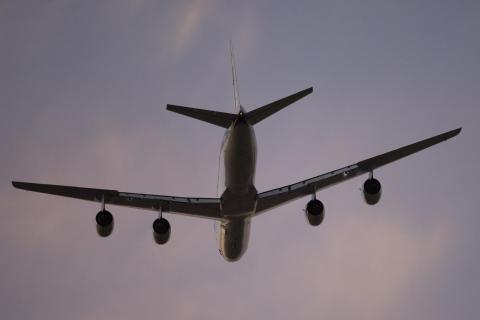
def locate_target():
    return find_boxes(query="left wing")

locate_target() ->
[12,182,222,220]
[256,128,461,214]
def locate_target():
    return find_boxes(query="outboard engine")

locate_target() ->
[363,178,382,205]
[305,199,325,226]
[96,210,114,237]
[153,218,171,244]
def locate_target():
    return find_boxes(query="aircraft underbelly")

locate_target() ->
[223,121,257,193]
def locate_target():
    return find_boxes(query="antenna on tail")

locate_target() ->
[229,40,241,112]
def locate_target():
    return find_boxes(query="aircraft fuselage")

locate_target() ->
[218,111,257,261]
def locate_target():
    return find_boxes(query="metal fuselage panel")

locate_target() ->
[218,114,257,261]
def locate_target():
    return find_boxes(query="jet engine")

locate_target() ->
[305,199,324,226]
[363,178,382,205]
[153,218,171,244]
[96,210,114,237]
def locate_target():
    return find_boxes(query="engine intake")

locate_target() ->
[96,210,114,237]
[153,218,171,244]
[305,199,325,226]
[363,178,382,205]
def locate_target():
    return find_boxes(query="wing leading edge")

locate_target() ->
[256,128,461,214]
[11,182,222,220]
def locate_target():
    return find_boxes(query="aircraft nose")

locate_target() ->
[221,246,244,262]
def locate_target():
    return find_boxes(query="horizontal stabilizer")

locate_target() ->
[167,104,236,128]
[246,87,313,125]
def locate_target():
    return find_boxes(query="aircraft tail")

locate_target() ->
[229,41,241,112]
[166,104,236,128]
[245,87,313,125]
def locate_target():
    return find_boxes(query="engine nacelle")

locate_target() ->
[305,199,325,226]
[363,178,382,205]
[96,210,114,237]
[153,218,171,245]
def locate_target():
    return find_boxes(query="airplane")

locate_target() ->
[12,48,461,262]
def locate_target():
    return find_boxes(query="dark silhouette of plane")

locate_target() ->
[12,46,461,261]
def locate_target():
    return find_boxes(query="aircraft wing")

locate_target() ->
[11,182,222,220]
[255,128,461,214]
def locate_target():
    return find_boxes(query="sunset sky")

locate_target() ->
[1,1,479,319]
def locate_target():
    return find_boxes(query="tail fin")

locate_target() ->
[229,41,241,112]
[166,104,236,128]
[245,87,313,125]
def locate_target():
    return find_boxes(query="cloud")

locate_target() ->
[223,6,258,56]
[251,212,455,320]
[1,1,476,319]
[172,0,215,55]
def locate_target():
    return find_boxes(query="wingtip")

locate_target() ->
[298,87,313,97]
[438,127,462,141]
[12,181,32,190]
[450,127,462,137]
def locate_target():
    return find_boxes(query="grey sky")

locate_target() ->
[1,1,479,319]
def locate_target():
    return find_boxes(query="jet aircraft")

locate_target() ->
[12,51,461,261]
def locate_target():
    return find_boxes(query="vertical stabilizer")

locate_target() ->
[229,41,241,113]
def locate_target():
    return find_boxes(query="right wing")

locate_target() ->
[256,128,461,214]
[12,182,222,220]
